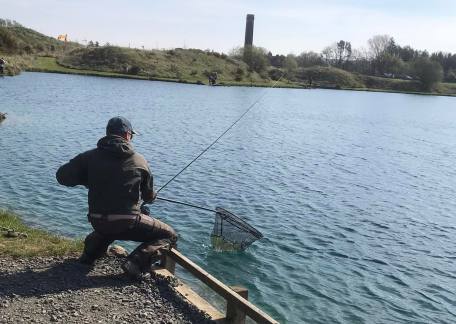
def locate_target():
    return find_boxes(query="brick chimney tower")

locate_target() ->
[244,14,254,47]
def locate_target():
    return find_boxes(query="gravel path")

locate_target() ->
[0,255,214,324]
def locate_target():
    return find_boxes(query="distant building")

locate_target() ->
[244,14,254,47]
[57,34,68,42]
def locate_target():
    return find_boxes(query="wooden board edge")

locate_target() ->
[151,266,226,322]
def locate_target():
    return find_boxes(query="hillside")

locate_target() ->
[0,24,267,83]
[59,46,266,83]
[0,25,78,55]
[1,22,456,95]
[0,24,79,75]
[295,66,364,88]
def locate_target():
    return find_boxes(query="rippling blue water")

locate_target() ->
[1,72,456,323]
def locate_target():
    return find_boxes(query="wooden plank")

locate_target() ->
[175,284,226,321]
[151,267,174,278]
[151,267,225,322]
[160,253,176,274]
[227,286,248,324]
[168,248,279,324]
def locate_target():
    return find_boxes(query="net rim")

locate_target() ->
[215,207,263,239]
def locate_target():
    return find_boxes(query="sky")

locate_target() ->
[2,0,456,55]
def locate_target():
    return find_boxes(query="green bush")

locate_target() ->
[233,67,244,81]
[23,45,33,54]
[296,66,363,88]
[128,65,141,75]
[268,68,282,81]
[446,69,456,82]
[242,46,269,73]
[412,57,443,90]
[0,28,19,52]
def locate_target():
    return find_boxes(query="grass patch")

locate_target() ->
[58,46,275,84]
[29,56,290,87]
[30,56,147,79]
[437,82,456,95]
[0,54,34,75]
[296,66,364,88]
[0,210,83,257]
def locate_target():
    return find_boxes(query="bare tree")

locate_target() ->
[368,35,393,59]
[297,51,323,67]
[336,40,352,66]
[322,45,337,65]
[322,40,352,67]
[367,35,396,74]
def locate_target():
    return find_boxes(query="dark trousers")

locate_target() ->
[84,214,177,270]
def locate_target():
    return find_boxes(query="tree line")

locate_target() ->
[232,35,454,90]
[0,19,22,27]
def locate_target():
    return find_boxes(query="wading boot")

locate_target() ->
[78,252,95,266]
[121,259,141,279]
[147,243,171,269]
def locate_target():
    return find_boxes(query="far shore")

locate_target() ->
[18,57,456,98]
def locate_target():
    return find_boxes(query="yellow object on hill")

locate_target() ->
[57,34,67,42]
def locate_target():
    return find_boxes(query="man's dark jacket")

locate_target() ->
[56,135,154,214]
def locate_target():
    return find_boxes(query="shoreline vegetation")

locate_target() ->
[23,56,456,97]
[0,210,83,257]
[1,22,456,97]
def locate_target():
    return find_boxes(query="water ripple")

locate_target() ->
[1,73,456,323]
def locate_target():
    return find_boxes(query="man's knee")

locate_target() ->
[85,231,105,245]
[149,217,177,243]
[84,231,110,258]
[168,227,178,244]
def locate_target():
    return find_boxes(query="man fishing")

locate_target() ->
[0,57,6,74]
[56,116,177,278]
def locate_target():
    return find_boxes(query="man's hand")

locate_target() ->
[142,188,156,205]
[140,203,151,216]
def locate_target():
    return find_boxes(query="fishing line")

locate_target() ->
[157,74,284,194]
[152,74,283,250]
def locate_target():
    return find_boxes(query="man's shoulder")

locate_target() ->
[80,148,98,158]
[130,152,149,168]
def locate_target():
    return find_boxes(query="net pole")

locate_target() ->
[156,197,216,213]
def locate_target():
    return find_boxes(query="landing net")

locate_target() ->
[211,207,263,251]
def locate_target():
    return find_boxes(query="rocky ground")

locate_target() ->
[0,254,214,324]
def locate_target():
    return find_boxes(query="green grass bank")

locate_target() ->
[25,56,456,96]
[0,210,83,257]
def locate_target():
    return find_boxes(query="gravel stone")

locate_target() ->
[0,255,214,324]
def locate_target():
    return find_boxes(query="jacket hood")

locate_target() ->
[97,135,135,157]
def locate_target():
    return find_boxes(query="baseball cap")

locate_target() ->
[106,116,138,136]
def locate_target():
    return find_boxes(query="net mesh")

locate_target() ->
[211,207,263,251]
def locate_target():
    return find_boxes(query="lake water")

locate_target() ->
[1,72,456,323]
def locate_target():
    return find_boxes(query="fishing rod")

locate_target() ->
[149,74,284,249]
[156,74,284,197]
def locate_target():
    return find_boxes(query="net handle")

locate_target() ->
[156,197,263,239]
[156,197,216,213]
